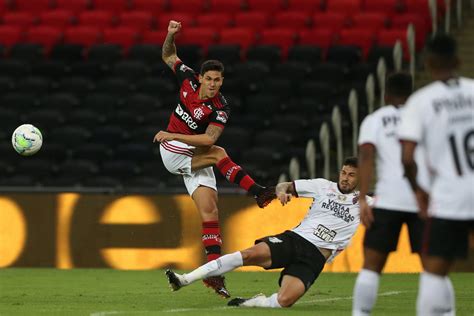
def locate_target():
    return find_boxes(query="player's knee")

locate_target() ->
[211,146,227,161]
[277,293,297,307]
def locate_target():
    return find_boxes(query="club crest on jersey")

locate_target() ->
[193,107,205,120]
[216,111,228,123]
[352,195,359,205]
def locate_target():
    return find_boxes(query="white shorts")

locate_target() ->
[159,140,217,196]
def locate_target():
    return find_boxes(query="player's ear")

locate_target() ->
[198,74,203,84]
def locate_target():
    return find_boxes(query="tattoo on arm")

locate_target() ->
[205,125,223,143]
[162,33,178,68]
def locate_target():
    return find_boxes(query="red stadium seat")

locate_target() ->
[377,28,409,59]
[273,11,311,28]
[287,0,322,12]
[259,28,296,56]
[326,0,361,14]
[219,28,256,49]
[13,0,53,13]
[169,0,206,13]
[391,13,428,49]
[247,0,285,13]
[103,27,139,49]
[92,0,130,13]
[0,26,23,46]
[177,27,217,48]
[338,28,376,58]
[119,11,154,31]
[312,12,348,33]
[142,30,168,44]
[156,12,195,28]
[64,26,102,47]
[131,0,166,13]
[39,10,75,29]
[196,13,233,28]
[2,12,37,30]
[56,0,90,14]
[234,12,270,31]
[78,11,115,29]
[208,0,243,13]
[25,26,63,51]
[351,12,388,29]
[298,28,334,51]
[364,0,400,14]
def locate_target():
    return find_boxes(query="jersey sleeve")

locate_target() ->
[208,96,231,128]
[294,179,329,198]
[173,59,197,87]
[398,95,425,143]
[358,114,377,146]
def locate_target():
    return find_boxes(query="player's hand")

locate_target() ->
[168,20,181,34]
[277,192,292,206]
[153,131,175,143]
[359,198,374,228]
[415,188,429,220]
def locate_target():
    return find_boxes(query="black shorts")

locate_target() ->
[422,217,474,260]
[364,208,424,253]
[255,230,326,291]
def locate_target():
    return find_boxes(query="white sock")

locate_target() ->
[242,293,282,308]
[444,276,456,316]
[352,269,380,316]
[181,251,243,285]
[417,272,454,316]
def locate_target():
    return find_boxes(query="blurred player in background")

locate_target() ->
[166,157,368,309]
[352,73,428,315]
[153,20,275,298]
[399,34,474,315]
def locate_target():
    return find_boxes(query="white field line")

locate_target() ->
[90,290,405,315]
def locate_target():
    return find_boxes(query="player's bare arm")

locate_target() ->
[153,125,223,147]
[162,20,181,69]
[276,182,296,206]
[401,140,429,218]
[358,143,376,228]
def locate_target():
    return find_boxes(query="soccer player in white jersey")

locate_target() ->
[352,73,428,315]
[165,157,367,308]
[399,34,474,316]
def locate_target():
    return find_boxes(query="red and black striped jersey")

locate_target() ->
[166,59,230,135]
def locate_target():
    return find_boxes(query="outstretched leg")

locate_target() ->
[192,146,276,208]
[165,243,272,294]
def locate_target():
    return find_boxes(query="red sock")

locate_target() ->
[216,157,257,192]
[202,221,222,262]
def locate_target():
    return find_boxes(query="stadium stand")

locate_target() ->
[0,0,441,191]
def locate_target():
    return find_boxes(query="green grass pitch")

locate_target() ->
[1,269,473,315]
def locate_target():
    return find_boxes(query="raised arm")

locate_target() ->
[276,182,296,206]
[162,20,181,69]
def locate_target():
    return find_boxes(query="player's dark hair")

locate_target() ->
[386,72,413,98]
[425,34,458,70]
[343,156,358,168]
[200,60,224,76]
[427,33,457,58]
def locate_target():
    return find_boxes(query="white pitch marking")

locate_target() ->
[162,290,405,313]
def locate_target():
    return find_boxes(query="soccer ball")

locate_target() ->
[12,124,43,156]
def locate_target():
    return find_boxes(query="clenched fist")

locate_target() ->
[168,20,182,34]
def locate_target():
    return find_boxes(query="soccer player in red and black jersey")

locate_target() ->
[153,20,275,298]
